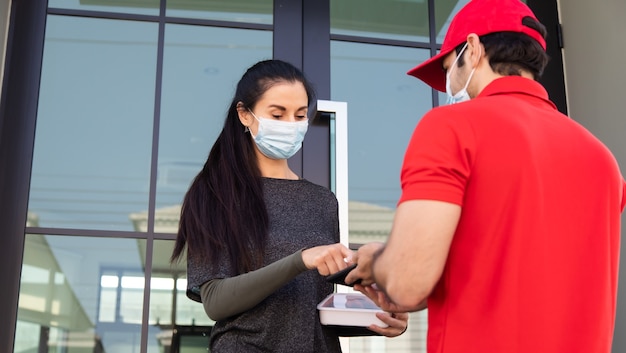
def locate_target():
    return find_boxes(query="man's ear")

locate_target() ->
[466,33,484,68]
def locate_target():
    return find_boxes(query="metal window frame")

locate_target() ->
[0,1,47,351]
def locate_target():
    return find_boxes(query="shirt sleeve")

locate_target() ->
[200,249,309,321]
[398,107,475,206]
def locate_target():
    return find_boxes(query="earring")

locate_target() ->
[244,125,249,133]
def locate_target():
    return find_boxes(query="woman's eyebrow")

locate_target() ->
[267,104,308,111]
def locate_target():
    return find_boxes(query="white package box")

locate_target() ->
[317,292,389,328]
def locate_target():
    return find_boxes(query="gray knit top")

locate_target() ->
[186,177,342,353]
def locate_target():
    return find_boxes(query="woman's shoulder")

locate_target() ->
[262,177,337,201]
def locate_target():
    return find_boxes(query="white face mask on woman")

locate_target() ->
[445,42,476,105]
[248,110,308,160]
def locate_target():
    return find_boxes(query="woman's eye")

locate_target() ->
[272,115,282,119]
[297,115,306,119]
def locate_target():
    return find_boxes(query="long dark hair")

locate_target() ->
[170,59,315,274]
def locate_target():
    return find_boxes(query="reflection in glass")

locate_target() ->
[147,240,213,353]
[331,41,432,228]
[435,0,470,43]
[331,41,432,352]
[29,16,158,231]
[14,320,40,353]
[15,234,146,353]
[331,0,429,42]
[435,0,527,43]
[166,0,272,25]
[155,24,272,225]
[438,90,449,108]
[49,0,160,16]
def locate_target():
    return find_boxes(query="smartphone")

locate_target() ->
[326,263,361,287]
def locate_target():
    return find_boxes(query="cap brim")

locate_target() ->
[406,48,453,92]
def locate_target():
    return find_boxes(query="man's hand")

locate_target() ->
[344,242,385,286]
[354,283,427,313]
[347,200,460,311]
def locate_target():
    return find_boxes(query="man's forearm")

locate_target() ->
[370,244,387,291]
[372,243,429,312]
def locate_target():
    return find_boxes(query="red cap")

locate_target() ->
[407,0,547,92]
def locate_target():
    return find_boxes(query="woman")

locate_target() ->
[171,59,407,352]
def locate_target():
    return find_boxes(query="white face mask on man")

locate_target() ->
[445,42,477,105]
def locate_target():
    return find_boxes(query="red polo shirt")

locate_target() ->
[399,76,625,353]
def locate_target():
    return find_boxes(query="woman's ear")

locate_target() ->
[236,102,251,128]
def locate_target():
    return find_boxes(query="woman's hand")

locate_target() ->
[302,243,354,276]
[368,311,409,337]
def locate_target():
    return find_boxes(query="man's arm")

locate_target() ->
[347,199,461,311]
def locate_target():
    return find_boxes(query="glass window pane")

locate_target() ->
[438,90,448,107]
[14,321,40,353]
[179,335,211,352]
[166,0,272,25]
[15,234,147,353]
[331,0,429,42]
[29,16,158,231]
[435,0,529,43]
[331,41,432,233]
[331,41,432,352]
[435,0,470,44]
[154,25,272,226]
[147,240,213,353]
[48,0,160,16]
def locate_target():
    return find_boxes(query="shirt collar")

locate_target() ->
[477,76,557,110]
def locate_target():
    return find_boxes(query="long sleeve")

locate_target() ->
[200,249,309,321]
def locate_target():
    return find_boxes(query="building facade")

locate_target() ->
[1,0,624,352]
